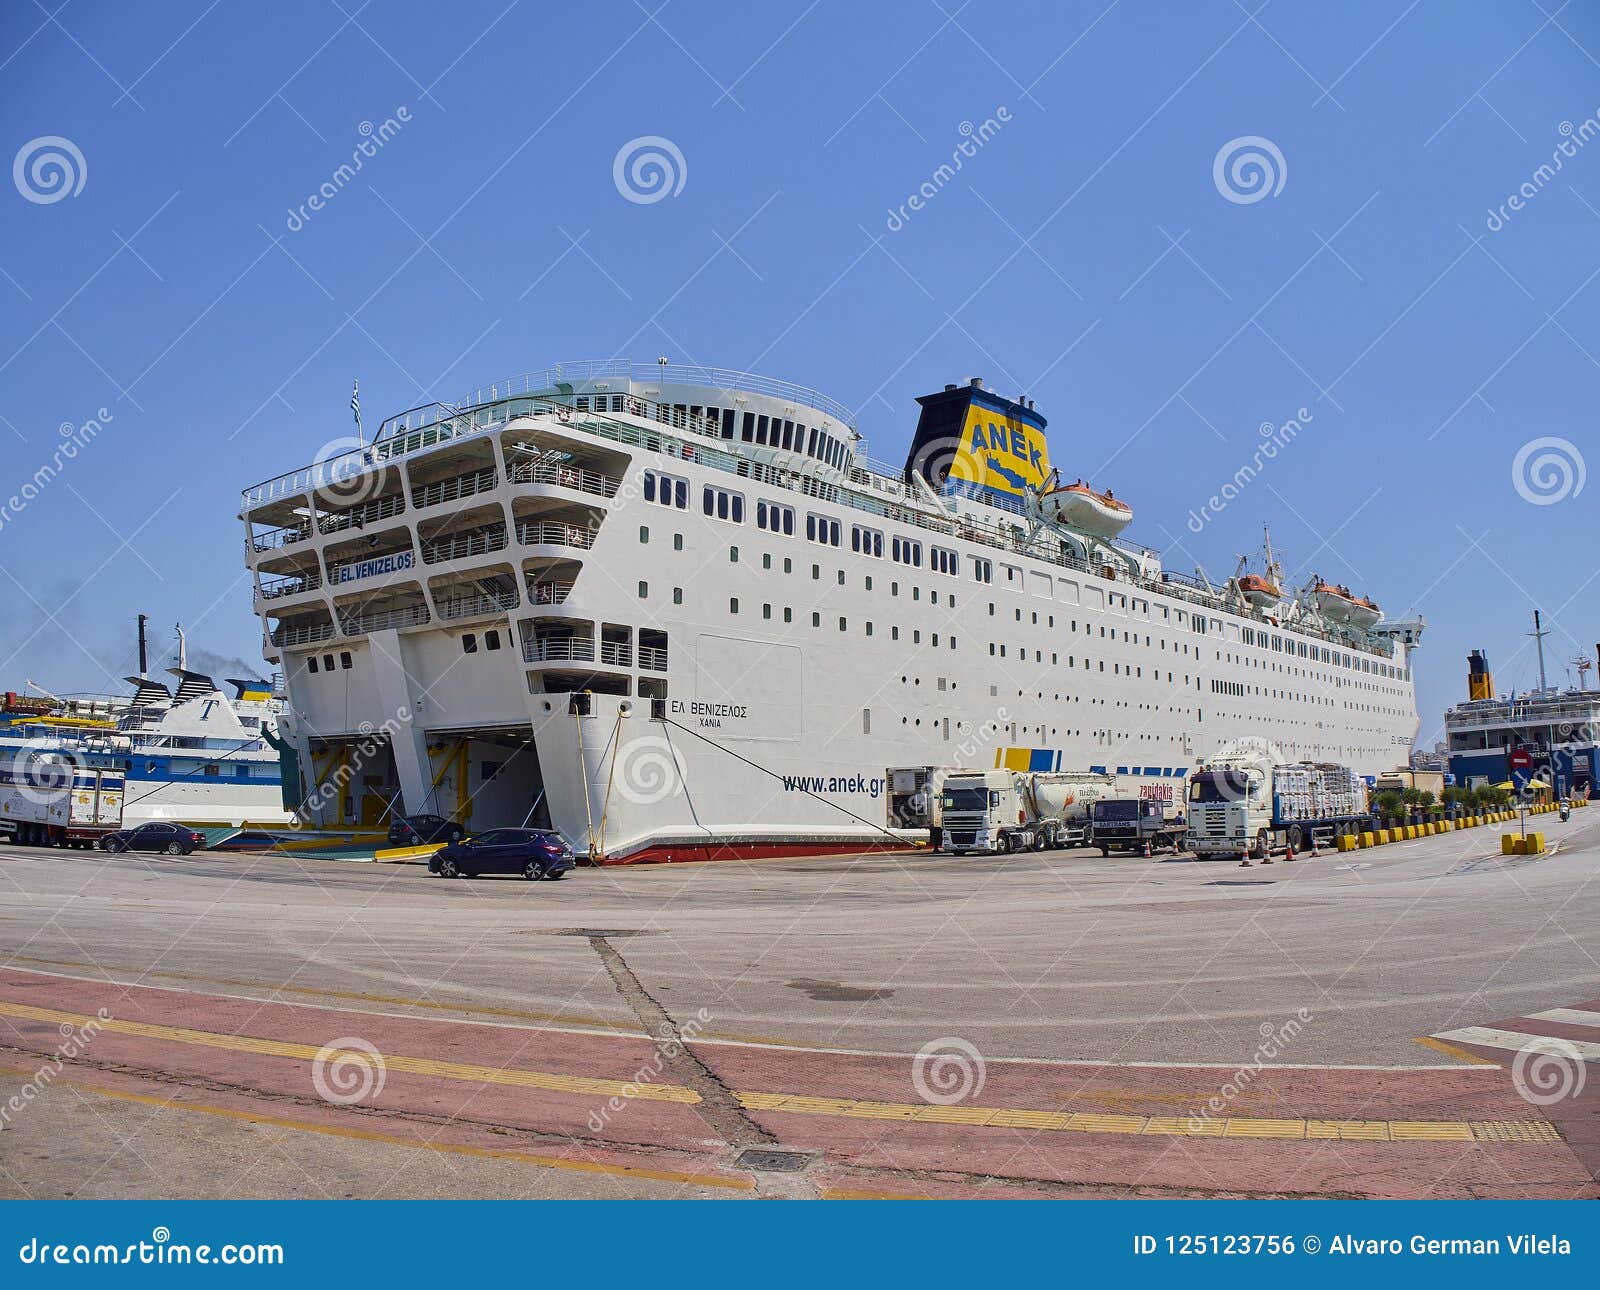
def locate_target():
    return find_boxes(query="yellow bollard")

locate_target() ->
[1501,832,1517,855]
[1360,831,1375,848]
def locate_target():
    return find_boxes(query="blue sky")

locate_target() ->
[1,0,1596,743]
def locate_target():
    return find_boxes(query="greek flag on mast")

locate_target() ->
[351,380,362,445]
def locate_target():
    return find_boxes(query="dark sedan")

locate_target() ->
[428,829,574,881]
[388,814,464,846]
[101,821,206,855]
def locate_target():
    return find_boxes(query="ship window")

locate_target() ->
[807,426,818,455]
[763,604,772,620]
[839,617,847,631]
[640,526,649,543]
[741,412,755,441]
[783,419,795,449]
[462,634,478,654]
[638,581,648,598]
[340,652,353,669]
[756,415,769,444]
[235,765,250,779]
[485,631,500,651]
[851,525,883,557]
[323,654,335,671]
[730,597,739,613]
[308,657,319,673]
[730,546,739,562]
[673,587,683,605]
[203,764,219,777]
[757,500,795,534]
[674,533,684,550]
[784,607,792,623]
[812,612,821,627]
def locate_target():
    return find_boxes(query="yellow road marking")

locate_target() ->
[0,1000,1563,1147]
[1413,1035,1500,1066]
[0,1061,751,1193]
[0,1000,698,1104]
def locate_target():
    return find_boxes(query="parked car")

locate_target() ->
[388,814,464,846]
[101,821,206,855]
[429,829,574,881]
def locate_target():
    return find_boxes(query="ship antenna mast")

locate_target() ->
[1526,610,1550,692]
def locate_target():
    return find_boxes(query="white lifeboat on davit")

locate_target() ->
[1313,579,1382,628]
[1039,479,1133,539]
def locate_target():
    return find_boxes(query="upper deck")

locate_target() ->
[240,363,1409,666]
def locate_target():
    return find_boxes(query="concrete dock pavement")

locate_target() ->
[0,806,1596,1198]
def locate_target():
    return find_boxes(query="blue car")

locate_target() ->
[428,828,574,881]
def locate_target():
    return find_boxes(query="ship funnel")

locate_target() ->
[969,376,983,389]
[1467,649,1494,701]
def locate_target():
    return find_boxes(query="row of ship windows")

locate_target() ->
[635,528,1406,699]
[641,471,1407,680]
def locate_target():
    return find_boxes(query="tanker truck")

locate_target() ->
[937,769,1121,855]
[1184,739,1368,861]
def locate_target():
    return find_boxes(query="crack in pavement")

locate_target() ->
[585,932,818,1199]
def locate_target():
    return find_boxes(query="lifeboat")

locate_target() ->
[1038,479,1132,539]
[1313,580,1381,627]
[1237,573,1281,610]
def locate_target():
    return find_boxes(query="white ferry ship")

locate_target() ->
[241,363,1422,861]
[1,626,291,831]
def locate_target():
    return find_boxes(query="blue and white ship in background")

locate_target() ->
[1,621,292,833]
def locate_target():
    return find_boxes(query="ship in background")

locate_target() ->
[241,362,1423,861]
[1444,614,1598,798]
[1,619,291,828]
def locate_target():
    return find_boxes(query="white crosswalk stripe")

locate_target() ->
[1433,1026,1600,1061]
[1527,1008,1600,1028]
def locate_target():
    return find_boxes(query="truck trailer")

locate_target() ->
[0,745,126,848]
[1184,741,1368,861]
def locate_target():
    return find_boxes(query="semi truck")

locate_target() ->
[937,769,1122,855]
[1184,741,1368,861]
[0,746,126,848]
[1089,797,1187,856]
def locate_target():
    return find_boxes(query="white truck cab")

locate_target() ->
[938,769,1042,855]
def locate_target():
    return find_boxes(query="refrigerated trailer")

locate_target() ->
[0,747,126,848]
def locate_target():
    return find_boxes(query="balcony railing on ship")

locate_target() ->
[523,637,595,664]
[422,526,508,564]
[413,465,498,509]
[251,523,313,552]
[526,580,574,606]
[637,644,668,672]
[435,589,519,621]
[247,391,1396,662]
[339,604,430,635]
[320,492,406,534]
[506,458,621,498]
[271,621,334,647]
[516,520,596,549]
[259,570,322,600]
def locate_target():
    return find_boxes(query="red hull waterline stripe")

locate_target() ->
[597,838,914,865]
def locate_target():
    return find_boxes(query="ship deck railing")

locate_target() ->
[338,604,430,635]
[422,526,509,564]
[319,491,407,534]
[435,589,519,621]
[246,392,1398,663]
[271,621,335,647]
[413,465,498,510]
[523,637,595,665]
[516,520,597,550]
[506,459,621,498]
[526,580,574,606]
[259,570,322,600]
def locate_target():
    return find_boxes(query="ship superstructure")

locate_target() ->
[241,362,1422,860]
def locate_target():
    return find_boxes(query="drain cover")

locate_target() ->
[735,1148,812,1173]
